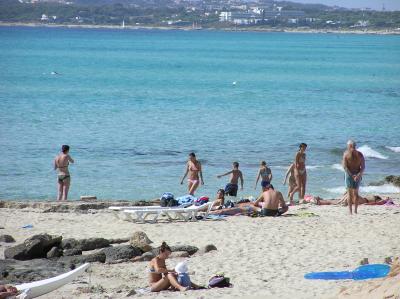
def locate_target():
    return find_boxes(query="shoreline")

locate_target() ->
[1,22,400,35]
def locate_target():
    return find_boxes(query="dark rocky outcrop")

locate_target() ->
[4,234,62,260]
[151,244,198,256]
[109,238,130,244]
[57,252,106,265]
[385,175,400,187]
[46,247,63,258]
[100,245,142,262]
[0,235,15,243]
[61,238,110,251]
[63,249,82,256]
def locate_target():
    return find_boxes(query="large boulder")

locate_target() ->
[385,175,400,187]
[0,235,15,243]
[4,234,62,260]
[130,232,153,253]
[0,259,70,284]
[151,244,199,256]
[170,245,198,256]
[100,245,142,262]
[47,247,63,259]
[63,249,82,256]
[61,238,110,251]
[58,252,106,265]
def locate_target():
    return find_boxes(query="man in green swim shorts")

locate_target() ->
[342,140,365,215]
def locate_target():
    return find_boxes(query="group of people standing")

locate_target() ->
[54,140,365,214]
[179,144,308,205]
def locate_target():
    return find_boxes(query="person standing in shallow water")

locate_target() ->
[180,152,204,195]
[54,145,74,201]
[289,143,307,205]
[342,140,365,215]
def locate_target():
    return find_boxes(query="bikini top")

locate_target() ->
[189,161,200,172]
[260,167,271,179]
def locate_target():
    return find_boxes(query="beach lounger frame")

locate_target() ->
[122,202,213,223]
[109,203,192,220]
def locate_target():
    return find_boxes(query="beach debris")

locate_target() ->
[360,258,369,265]
[130,231,153,253]
[100,245,142,262]
[0,234,15,243]
[77,284,106,294]
[46,246,63,259]
[131,251,155,263]
[21,224,33,229]
[63,248,82,256]
[4,234,62,260]
[61,237,110,251]
[126,289,137,296]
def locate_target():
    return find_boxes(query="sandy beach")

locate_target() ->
[1,195,399,299]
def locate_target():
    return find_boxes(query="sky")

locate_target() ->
[284,0,400,11]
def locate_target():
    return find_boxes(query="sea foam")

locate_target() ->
[386,146,400,153]
[331,164,344,172]
[325,184,400,194]
[358,145,388,160]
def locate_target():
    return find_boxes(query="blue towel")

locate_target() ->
[304,264,390,280]
[176,195,196,206]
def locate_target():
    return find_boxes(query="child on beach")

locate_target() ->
[217,162,244,197]
[254,161,272,190]
[283,163,297,200]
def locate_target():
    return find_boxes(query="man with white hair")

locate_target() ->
[342,140,365,214]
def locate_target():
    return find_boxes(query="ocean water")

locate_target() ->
[1,26,400,201]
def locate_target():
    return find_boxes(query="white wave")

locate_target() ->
[358,145,388,160]
[386,146,400,153]
[306,165,321,170]
[325,184,400,194]
[324,186,346,194]
[331,163,344,172]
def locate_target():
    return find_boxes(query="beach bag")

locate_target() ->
[223,200,235,208]
[160,192,177,207]
[208,275,231,288]
[194,196,209,206]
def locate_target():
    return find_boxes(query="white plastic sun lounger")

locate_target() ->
[15,263,90,299]
[122,202,213,223]
[109,203,193,220]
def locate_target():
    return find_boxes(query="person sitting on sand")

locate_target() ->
[180,153,204,196]
[283,163,297,198]
[217,162,244,197]
[254,184,288,217]
[54,145,74,201]
[0,285,18,299]
[149,242,190,292]
[211,189,225,210]
[254,161,272,190]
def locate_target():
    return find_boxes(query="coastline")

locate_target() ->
[1,21,400,35]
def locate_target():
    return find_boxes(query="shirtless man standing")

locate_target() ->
[254,184,288,217]
[54,145,74,201]
[342,140,365,215]
[217,162,244,197]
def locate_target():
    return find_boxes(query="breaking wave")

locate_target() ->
[358,145,388,160]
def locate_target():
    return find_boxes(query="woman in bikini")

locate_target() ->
[289,143,307,205]
[148,242,189,292]
[180,153,204,195]
[54,145,74,201]
[211,189,225,210]
[254,161,272,190]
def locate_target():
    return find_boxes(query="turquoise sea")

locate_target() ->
[1,26,400,200]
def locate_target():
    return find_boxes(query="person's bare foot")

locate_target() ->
[179,286,189,292]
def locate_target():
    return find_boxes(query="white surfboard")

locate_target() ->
[16,263,90,298]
